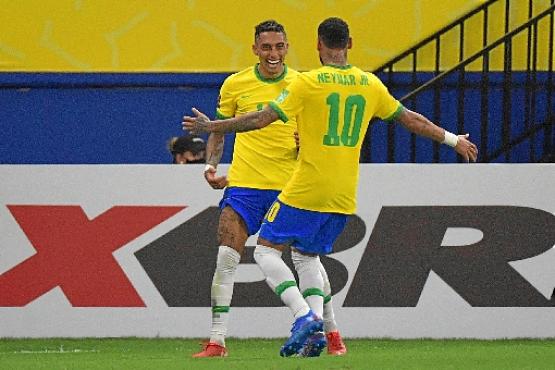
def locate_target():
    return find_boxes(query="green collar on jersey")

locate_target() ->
[254,63,288,83]
[324,63,352,70]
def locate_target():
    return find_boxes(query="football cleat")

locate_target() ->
[280,310,323,357]
[297,331,327,357]
[192,341,228,358]
[326,330,347,356]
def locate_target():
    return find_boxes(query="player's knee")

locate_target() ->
[218,207,249,248]
[215,246,241,274]
[253,245,282,265]
[291,249,320,275]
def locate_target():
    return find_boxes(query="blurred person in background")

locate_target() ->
[168,135,206,164]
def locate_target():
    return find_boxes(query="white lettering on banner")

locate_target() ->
[0,164,553,338]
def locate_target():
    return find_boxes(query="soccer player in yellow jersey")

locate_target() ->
[192,20,346,358]
[184,17,478,357]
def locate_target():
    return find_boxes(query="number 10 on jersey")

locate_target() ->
[323,93,366,147]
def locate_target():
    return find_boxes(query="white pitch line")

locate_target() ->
[5,347,100,355]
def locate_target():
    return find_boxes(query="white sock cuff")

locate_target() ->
[291,249,324,294]
[218,245,241,262]
[254,245,292,292]
[292,251,332,297]
[213,246,240,285]
[291,249,319,263]
[253,245,282,259]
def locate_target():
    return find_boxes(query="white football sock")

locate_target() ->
[209,245,241,346]
[291,249,325,318]
[319,261,338,333]
[254,245,310,319]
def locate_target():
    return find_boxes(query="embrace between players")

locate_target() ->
[183,17,478,359]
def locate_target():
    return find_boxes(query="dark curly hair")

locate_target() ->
[255,20,286,41]
[318,17,350,49]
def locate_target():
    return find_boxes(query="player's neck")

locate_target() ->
[256,64,285,80]
[320,50,348,66]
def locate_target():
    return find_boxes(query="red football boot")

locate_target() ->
[326,331,347,356]
[192,341,228,358]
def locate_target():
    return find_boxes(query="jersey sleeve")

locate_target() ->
[268,75,305,123]
[372,75,404,122]
[216,76,236,119]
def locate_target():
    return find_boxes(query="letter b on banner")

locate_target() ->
[135,208,364,307]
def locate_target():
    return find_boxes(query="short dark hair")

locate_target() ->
[168,135,205,153]
[168,135,206,164]
[318,17,350,49]
[255,20,286,41]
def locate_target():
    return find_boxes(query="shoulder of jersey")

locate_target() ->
[365,71,379,84]
[225,65,256,82]
[287,67,301,76]
[349,66,377,84]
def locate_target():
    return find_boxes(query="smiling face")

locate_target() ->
[252,31,288,79]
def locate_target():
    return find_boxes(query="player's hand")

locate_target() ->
[182,108,212,135]
[204,165,228,189]
[454,133,478,162]
[294,131,300,149]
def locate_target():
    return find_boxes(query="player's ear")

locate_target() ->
[347,37,353,50]
[252,43,259,56]
[317,38,322,51]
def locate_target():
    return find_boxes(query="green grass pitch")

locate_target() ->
[1,338,554,370]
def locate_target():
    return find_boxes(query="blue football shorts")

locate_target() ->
[259,199,348,255]
[219,186,281,236]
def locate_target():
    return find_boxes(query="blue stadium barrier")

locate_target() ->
[0,72,551,164]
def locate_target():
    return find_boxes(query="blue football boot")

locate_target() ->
[297,331,327,357]
[280,310,323,357]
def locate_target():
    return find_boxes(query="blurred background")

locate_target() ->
[0,0,553,163]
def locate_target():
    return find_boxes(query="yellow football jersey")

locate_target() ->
[217,64,299,190]
[269,64,402,214]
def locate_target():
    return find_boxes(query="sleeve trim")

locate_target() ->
[215,111,232,120]
[383,103,404,122]
[268,101,289,123]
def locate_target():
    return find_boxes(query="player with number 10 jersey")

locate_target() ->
[269,64,403,214]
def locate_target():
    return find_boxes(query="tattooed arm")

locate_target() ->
[183,106,278,135]
[204,133,228,189]
[206,133,225,168]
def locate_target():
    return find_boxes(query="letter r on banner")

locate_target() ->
[344,206,555,307]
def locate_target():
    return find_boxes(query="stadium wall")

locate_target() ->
[2,0,552,165]
[2,0,552,72]
[1,0,486,72]
[1,71,550,164]
[1,164,554,338]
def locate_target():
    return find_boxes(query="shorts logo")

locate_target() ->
[265,201,281,222]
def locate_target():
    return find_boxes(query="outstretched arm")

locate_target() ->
[183,106,279,135]
[396,108,478,162]
[204,133,228,189]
